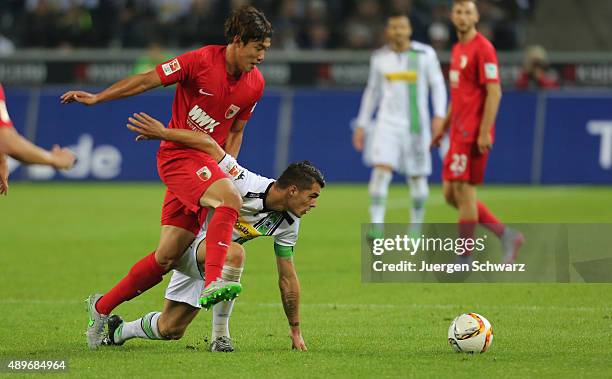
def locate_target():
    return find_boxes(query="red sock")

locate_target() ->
[477,201,505,237]
[204,206,238,287]
[95,252,166,315]
[458,219,477,256]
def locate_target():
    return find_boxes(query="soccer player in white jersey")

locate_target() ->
[352,13,447,237]
[99,113,323,352]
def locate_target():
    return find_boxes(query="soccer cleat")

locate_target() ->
[501,228,525,264]
[102,315,125,346]
[199,278,242,310]
[85,294,108,350]
[210,336,235,352]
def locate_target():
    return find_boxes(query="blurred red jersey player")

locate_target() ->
[431,0,523,262]
[0,84,75,195]
[61,6,272,349]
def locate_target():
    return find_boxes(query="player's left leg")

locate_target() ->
[407,176,429,236]
[469,150,524,263]
[105,299,199,345]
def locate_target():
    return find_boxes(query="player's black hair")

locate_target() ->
[224,5,273,45]
[276,161,325,191]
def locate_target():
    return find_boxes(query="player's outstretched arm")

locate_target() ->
[276,254,307,351]
[0,127,76,170]
[126,112,225,161]
[0,153,8,195]
[60,70,161,106]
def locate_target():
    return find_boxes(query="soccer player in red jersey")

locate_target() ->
[431,0,523,263]
[0,84,75,195]
[60,6,272,349]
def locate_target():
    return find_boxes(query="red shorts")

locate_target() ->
[442,140,489,184]
[158,148,226,235]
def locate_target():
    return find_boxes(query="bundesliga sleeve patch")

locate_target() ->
[484,63,498,80]
[161,58,181,76]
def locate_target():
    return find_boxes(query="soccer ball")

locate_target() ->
[447,313,493,353]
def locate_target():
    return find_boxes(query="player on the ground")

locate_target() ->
[431,0,523,262]
[103,112,322,352]
[60,6,273,349]
[0,84,75,195]
[352,13,447,237]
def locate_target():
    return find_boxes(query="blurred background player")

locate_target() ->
[106,111,321,352]
[60,6,272,349]
[352,13,447,238]
[0,83,75,195]
[431,0,523,263]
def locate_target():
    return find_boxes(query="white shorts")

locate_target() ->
[364,124,432,177]
[164,235,205,309]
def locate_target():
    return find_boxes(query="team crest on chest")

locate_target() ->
[196,166,212,181]
[225,104,241,119]
[460,55,468,69]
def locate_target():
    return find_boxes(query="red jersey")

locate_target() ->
[0,84,13,128]
[155,45,264,151]
[448,32,499,143]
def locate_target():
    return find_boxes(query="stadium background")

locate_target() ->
[1,1,612,378]
[1,0,611,184]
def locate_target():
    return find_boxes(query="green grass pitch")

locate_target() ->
[1,183,611,378]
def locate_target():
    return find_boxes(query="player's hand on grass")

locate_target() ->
[0,155,9,195]
[127,112,167,141]
[50,145,77,170]
[352,127,365,152]
[477,132,493,154]
[60,91,99,105]
[290,328,307,351]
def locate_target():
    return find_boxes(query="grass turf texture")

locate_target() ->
[1,184,611,378]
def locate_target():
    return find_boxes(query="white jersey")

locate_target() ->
[200,166,300,256]
[167,164,301,307]
[355,42,447,135]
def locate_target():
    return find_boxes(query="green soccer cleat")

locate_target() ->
[85,294,108,350]
[101,315,125,346]
[199,279,242,310]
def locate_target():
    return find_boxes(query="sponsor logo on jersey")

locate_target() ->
[484,63,498,79]
[161,58,181,76]
[460,55,468,69]
[225,104,241,119]
[198,89,214,96]
[196,166,212,181]
[384,71,417,83]
[188,105,220,133]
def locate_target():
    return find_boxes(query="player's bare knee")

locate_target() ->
[226,243,245,267]
[160,324,187,340]
[221,187,242,210]
[154,250,179,271]
[443,185,457,207]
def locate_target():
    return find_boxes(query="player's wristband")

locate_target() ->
[218,154,244,179]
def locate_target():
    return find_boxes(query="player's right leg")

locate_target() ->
[197,178,243,308]
[365,127,400,239]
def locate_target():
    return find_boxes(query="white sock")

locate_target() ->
[211,265,243,340]
[408,176,429,235]
[368,168,392,224]
[117,311,165,343]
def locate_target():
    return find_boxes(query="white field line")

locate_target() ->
[1,299,610,313]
